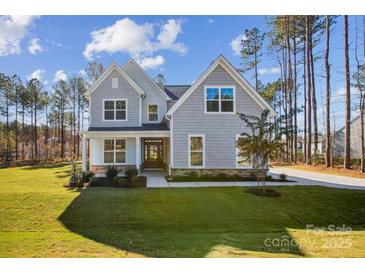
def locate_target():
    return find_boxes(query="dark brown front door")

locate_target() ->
[143,139,164,168]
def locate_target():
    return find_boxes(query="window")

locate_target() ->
[148,104,159,121]
[112,78,118,89]
[104,139,126,164]
[236,135,251,168]
[205,86,235,113]
[104,99,127,121]
[189,134,204,167]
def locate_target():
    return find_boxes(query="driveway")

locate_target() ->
[270,167,365,190]
[144,168,365,190]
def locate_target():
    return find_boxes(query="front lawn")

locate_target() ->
[0,164,365,257]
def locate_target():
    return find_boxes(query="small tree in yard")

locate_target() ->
[237,109,285,191]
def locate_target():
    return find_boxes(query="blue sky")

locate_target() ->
[1,15,364,131]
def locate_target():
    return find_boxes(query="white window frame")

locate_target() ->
[235,134,252,169]
[204,85,236,114]
[147,103,159,122]
[103,99,128,121]
[112,77,119,89]
[188,133,205,168]
[103,138,127,165]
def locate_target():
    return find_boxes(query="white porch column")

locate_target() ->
[82,135,87,173]
[136,137,141,174]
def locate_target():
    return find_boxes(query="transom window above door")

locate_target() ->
[205,86,235,113]
[148,104,159,121]
[104,99,127,121]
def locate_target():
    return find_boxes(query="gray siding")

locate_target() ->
[332,115,365,158]
[172,64,264,168]
[90,69,141,127]
[124,63,168,124]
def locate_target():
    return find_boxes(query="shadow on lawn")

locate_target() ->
[58,187,306,257]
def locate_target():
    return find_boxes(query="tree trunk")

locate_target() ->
[15,94,18,160]
[6,95,10,162]
[286,16,294,163]
[293,33,298,164]
[306,16,312,164]
[303,35,307,163]
[21,105,25,159]
[310,28,318,163]
[344,15,351,169]
[34,106,37,160]
[325,15,331,168]
[254,50,258,91]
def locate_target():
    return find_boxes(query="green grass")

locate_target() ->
[0,164,365,257]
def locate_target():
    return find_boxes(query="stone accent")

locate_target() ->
[90,165,136,174]
[170,168,267,178]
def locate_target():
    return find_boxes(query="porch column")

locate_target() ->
[82,134,87,173]
[136,137,141,174]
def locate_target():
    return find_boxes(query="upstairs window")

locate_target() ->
[112,78,118,89]
[148,104,159,121]
[104,99,127,121]
[205,86,235,113]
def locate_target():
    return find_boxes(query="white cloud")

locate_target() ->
[83,17,188,69]
[230,33,247,56]
[27,69,47,84]
[28,38,44,55]
[258,67,281,76]
[207,18,215,24]
[54,70,67,82]
[156,19,187,55]
[0,15,38,57]
[137,55,165,70]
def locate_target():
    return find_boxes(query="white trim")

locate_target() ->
[147,103,159,122]
[122,59,171,101]
[85,62,145,98]
[203,85,236,114]
[82,130,170,138]
[139,95,143,126]
[188,133,205,168]
[166,55,276,117]
[169,115,174,169]
[235,134,253,169]
[102,99,128,122]
[103,138,128,165]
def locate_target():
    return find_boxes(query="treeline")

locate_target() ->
[0,62,104,165]
[240,15,365,171]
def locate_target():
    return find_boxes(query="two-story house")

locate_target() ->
[80,55,276,177]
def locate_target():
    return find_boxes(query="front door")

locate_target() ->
[143,139,164,168]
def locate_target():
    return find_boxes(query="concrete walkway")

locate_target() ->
[144,168,365,190]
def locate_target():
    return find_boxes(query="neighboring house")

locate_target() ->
[297,134,324,155]
[332,114,364,159]
[81,55,276,176]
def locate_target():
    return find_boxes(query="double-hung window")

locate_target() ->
[205,86,235,113]
[104,139,126,164]
[148,104,159,121]
[189,134,205,167]
[104,99,127,121]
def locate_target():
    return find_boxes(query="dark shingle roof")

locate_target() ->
[88,123,169,132]
[164,85,191,100]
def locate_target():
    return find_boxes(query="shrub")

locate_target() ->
[279,173,287,182]
[81,171,95,184]
[125,167,138,179]
[106,165,118,180]
[215,172,228,180]
[113,177,128,187]
[68,160,79,188]
[89,176,98,187]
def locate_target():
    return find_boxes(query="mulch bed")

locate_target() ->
[246,188,282,197]
[91,176,146,188]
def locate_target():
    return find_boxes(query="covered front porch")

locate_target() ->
[81,126,170,175]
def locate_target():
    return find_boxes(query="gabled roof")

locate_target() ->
[122,59,171,101]
[85,61,145,98]
[164,85,191,100]
[166,55,276,116]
